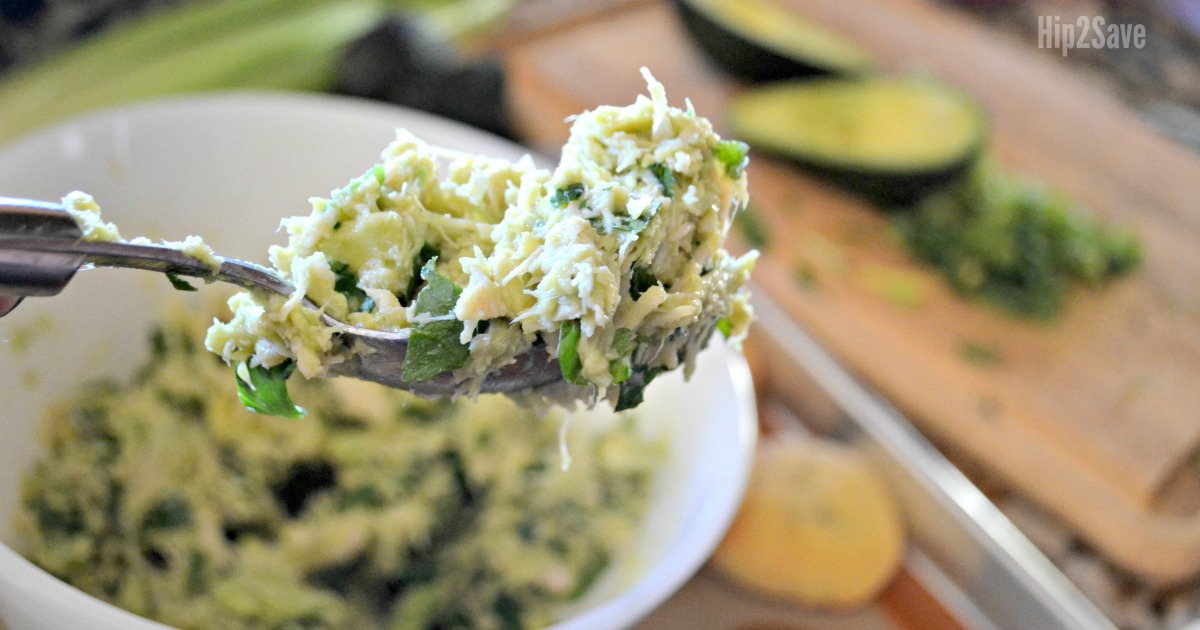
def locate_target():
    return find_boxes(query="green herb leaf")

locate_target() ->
[608,328,637,384]
[716,140,750,179]
[622,215,651,234]
[234,360,304,418]
[734,208,769,249]
[550,183,585,208]
[615,365,664,411]
[166,273,197,292]
[612,328,636,356]
[402,259,470,383]
[558,319,586,385]
[401,243,442,306]
[329,261,372,313]
[590,201,658,236]
[338,485,384,510]
[895,162,1140,319]
[186,551,207,595]
[959,341,1002,368]
[716,318,733,339]
[650,163,675,197]
[570,551,611,599]
[142,495,192,531]
[609,357,632,384]
[630,266,659,300]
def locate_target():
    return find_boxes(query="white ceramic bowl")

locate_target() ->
[0,93,756,630]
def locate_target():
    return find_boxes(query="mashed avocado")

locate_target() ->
[62,190,225,274]
[205,69,757,409]
[19,312,660,630]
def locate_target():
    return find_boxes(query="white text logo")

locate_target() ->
[1038,16,1146,57]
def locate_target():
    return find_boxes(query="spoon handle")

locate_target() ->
[0,197,84,298]
[0,196,294,299]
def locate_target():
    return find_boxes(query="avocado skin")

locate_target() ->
[672,0,857,81]
[782,151,982,207]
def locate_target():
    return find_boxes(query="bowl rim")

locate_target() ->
[0,91,759,630]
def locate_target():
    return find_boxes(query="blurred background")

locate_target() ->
[1,0,1199,628]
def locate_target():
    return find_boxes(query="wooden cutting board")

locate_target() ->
[496,0,1200,584]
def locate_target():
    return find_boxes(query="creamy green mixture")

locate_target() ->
[19,312,660,630]
[63,191,225,274]
[206,69,757,409]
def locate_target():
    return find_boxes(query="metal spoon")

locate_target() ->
[0,196,562,396]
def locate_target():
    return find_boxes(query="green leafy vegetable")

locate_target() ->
[716,140,750,178]
[569,552,611,599]
[615,365,664,412]
[186,551,207,595]
[612,328,636,356]
[402,243,442,306]
[142,495,193,531]
[608,328,637,384]
[329,261,373,312]
[894,161,1141,319]
[402,259,470,383]
[716,318,733,339]
[609,359,633,384]
[734,207,769,249]
[558,319,586,386]
[959,341,1002,368]
[629,266,659,300]
[0,0,517,146]
[590,201,658,236]
[166,273,197,292]
[650,163,675,197]
[235,359,305,418]
[549,183,585,208]
[338,485,384,510]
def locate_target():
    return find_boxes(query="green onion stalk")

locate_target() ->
[0,0,514,146]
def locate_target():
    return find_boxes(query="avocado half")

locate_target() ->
[728,78,989,205]
[673,0,874,81]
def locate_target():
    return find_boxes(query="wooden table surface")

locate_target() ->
[482,0,1200,624]
[492,0,1200,590]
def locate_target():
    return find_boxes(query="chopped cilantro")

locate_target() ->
[630,266,659,300]
[234,359,305,418]
[166,273,197,292]
[734,208,769,249]
[590,201,658,236]
[609,358,632,384]
[142,495,192,531]
[895,161,1141,319]
[716,140,750,178]
[716,318,733,339]
[401,243,442,306]
[623,215,652,234]
[570,552,611,599]
[793,264,819,291]
[329,261,372,313]
[558,319,586,386]
[650,163,675,197]
[608,328,637,384]
[402,259,470,383]
[550,183,585,208]
[338,485,384,510]
[615,365,664,411]
[186,551,207,595]
[959,341,1002,368]
[612,328,636,356]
